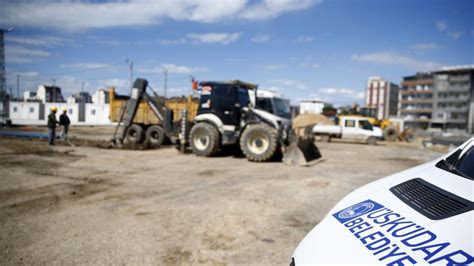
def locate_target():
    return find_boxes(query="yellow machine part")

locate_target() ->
[108,87,199,125]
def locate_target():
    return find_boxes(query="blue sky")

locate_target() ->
[1,0,473,106]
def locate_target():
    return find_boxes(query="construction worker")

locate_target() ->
[47,106,58,145]
[59,107,71,140]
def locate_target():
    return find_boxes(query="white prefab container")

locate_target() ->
[85,103,110,125]
[300,100,325,115]
[9,102,43,125]
[44,103,80,124]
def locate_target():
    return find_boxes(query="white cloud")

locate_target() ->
[448,31,463,40]
[160,32,241,45]
[97,78,130,92]
[186,33,241,44]
[139,64,208,74]
[351,52,441,70]
[0,0,318,31]
[6,35,65,47]
[6,46,50,64]
[240,0,319,20]
[263,64,287,71]
[96,40,122,46]
[436,21,447,32]
[299,63,320,69]
[294,35,315,43]
[315,88,365,106]
[410,43,441,51]
[266,79,308,90]
[251,34,272,43]
[159,38,187,45]
[60,63,112,69]
[434,20,464,40]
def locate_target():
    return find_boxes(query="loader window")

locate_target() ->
[273,98,291,119]
[257,98,273,113]
[237,87,250,107]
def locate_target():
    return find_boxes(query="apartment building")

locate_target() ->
[431,66,474,133]
[399,65,474,133]
[365,76,400,120]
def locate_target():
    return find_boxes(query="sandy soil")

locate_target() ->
[0,136,443,265]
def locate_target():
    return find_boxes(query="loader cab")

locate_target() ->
[197,81,254,129]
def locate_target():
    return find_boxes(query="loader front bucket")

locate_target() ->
[282,136,322,166]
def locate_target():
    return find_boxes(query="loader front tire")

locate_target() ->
[240,123,277,162]
[126,124,144,144]
[189,123,220,157]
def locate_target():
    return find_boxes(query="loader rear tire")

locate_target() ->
[189,123,220,157]
[240,123,277,162]
[145,125,165,147]
[126,124,144,144]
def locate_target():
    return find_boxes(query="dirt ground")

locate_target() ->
[0,130,445,265]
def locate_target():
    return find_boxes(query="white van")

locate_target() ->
[291,138,474,265]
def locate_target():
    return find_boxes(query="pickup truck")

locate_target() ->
[312,116,383,144]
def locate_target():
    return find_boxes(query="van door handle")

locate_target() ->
[224,111,231,115]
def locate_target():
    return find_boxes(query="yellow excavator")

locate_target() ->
[358,107,403,141]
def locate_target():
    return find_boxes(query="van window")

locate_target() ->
[358,120,373,130]
[345,119,355,127]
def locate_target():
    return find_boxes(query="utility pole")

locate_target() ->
[0,27,14,123]
[16,74,19,100]
[81,82,84,92]
[164,69,168,98]
[123,57,134,91]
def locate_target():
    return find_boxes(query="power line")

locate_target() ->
[40,61,125,77]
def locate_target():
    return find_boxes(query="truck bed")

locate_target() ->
[109,88,199,125]
[312,124,341,135]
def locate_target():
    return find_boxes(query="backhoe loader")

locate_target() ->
[112,78,321,165]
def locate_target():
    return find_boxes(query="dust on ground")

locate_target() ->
[0,136,444,265]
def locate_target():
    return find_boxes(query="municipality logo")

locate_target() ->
[332,199,384,223]
[338,202,375,219]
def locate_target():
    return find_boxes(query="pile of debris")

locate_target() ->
[292,113,334,136]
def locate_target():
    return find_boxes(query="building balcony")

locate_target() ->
[437,107,469,113]
[415,118,432,122]
[449,75,470,83]
[438,85,470,93]
[400,98,432,104]
[437,97,470,103]
[401,79,433,87]
[400,89,433,95]
[400,108,432,114]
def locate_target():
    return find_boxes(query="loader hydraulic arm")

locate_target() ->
[112,78,173,145]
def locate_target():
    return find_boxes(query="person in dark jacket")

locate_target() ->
[59,108,71,140]
[48,107,58,145]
